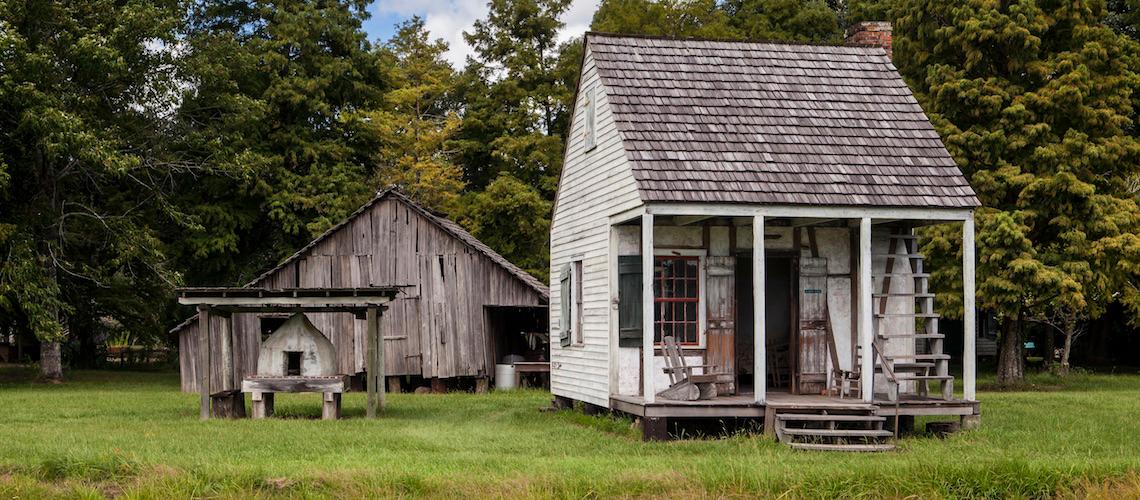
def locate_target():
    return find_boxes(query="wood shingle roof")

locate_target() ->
[587,33,980,208]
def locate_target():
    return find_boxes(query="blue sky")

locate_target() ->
[360,0,599,67]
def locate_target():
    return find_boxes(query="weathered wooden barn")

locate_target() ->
[550,31,982,448]
[174,188,549,393]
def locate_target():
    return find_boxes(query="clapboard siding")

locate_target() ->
[550,47,644,408]
[178,193,547,393]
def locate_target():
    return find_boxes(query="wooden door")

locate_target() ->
[797,257,829,394]
[705,256,735,394]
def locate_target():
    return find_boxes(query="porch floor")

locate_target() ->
[609,391,978,418]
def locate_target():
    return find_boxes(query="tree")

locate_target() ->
[895,0,1140,384]
[723,0,842,43]
[455,174,553,281]
[458,0,572,195]
[360,17,464,212]
[0,0,186,379]
[590,0,739,38]
[174,0,387,285]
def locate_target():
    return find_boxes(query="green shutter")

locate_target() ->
[560,264,572,347]
[617,255,643,348]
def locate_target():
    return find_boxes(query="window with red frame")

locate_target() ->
[653,256,700,345]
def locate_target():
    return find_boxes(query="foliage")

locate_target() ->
[0,0,186,376]
[2,369,1140,496]
[896,0,1140,383]
[723,0,843,43]
[591,0,738,38]
[458,0,573,196]
[363,17,465,213]
[173,0,386,284]
[456,174,553,281]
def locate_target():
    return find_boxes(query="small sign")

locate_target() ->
[804,289,823,294]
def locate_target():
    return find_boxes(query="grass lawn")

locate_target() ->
[0,368,1139,498]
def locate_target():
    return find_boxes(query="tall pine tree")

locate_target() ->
[895,0,1140,383]
[361,17,465,212]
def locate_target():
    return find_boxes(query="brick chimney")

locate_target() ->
[845,21,892,59]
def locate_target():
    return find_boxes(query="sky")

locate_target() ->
[361,0,600,68]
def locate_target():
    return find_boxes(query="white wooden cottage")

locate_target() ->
[550,32,981,445]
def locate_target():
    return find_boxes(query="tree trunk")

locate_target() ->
[1059,332,1073,376]
[1059,316,1076,376]
[40,341,63,382]
[1042,322,1055,369]
[996,317,1024,385]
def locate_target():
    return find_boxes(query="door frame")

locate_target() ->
[733,249,799,393]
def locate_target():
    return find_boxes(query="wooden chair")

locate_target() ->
[656,336,733,401]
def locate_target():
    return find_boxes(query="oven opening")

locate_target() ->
[284,351,303,376]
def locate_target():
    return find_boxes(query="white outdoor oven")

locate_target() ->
[241,313,348,419]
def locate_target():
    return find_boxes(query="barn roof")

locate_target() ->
[585,33,980,208]
[170,188,547,333]
[247,188,548,298]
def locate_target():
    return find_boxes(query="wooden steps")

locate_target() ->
[775,411,895,452]
[788,442,896,452]
[780,428,893,438]
[776,413,885,423]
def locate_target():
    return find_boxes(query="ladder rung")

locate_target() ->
[878,333,945,339]
[873,273,930,278]
[874,313,940,318]
[888,354,950,360]
[883,253,924,259]
[894,375,954,381]
[873,293,935,298]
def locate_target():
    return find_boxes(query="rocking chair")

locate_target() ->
[656,336,733,401]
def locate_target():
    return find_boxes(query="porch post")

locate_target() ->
[963,214,977,401]
[859,217,874,403]
[641,214,656,404]
[753,215,766,404]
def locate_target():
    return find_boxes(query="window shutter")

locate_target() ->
[560,264,572,347]
[617,255,643,348]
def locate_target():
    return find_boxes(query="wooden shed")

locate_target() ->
[549,31,982,446]
[174,188,549,393]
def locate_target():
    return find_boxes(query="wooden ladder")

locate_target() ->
[866,230,953,401]
[775,410,895,452]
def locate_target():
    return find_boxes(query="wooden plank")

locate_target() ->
[241,376,348,393]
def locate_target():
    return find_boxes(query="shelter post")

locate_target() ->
[366,305,384,417]
[197,305,210,420]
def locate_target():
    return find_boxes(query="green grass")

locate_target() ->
[0,368,1138,498]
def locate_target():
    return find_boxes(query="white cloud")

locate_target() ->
[372,0,600,68]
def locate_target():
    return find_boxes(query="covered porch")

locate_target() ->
[606,203,978,432]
